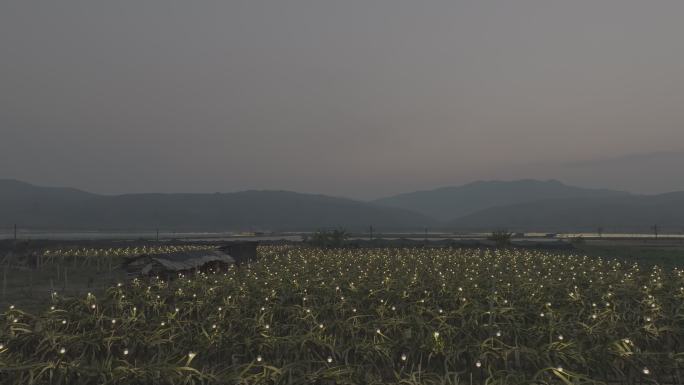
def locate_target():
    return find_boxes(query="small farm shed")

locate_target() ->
[122,248,235,277]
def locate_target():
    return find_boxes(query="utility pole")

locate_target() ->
[653,224,659,240]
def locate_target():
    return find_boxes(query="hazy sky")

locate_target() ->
[2,0,684,199]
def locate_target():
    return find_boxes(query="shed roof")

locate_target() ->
[124,249,235,274]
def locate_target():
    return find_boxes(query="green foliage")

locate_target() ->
[488,230,513,248]
[40,245,216,265]
[306,229,349,248]
[1,246,682,384]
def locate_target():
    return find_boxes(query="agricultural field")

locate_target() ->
[0,244,219,312]
[1,246,683,384]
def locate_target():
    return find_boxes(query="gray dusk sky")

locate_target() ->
[2,0,684,199]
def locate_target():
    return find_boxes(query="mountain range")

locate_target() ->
[1,178,682,232]
[447,192,684,232]
[0,179,432,232]
[372,179,628,221]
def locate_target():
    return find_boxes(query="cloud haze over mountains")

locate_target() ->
[555,151,684,195]
[477,151,684,197]
[2,1,684,199]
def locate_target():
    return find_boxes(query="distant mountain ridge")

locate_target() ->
[447,192,684,232]
[2,178,683,233]
[373,179,629,221]
[0,179,433,231]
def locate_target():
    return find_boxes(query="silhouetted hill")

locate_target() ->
[447,192,684,232]
[5,179,682,233]
[374,179,628,221]
[0,180,433,231]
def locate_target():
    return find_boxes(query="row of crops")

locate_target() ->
[42,245,216,259]
[1,246,683,384]
[37,245,217,266]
